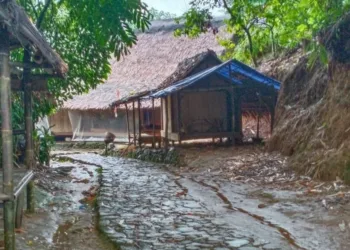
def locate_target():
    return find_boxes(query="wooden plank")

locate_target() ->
[181,132,234,140]
[125,103,131,144]
[11,77,47,91]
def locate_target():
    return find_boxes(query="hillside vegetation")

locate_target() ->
[269,13,350,182]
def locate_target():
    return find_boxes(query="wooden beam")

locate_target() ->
[10,61,53,70]
[11,77,48,91]
[0,26,16,250]
[152,98,155,148]
[132,101,136,146]
[125,103,131,144]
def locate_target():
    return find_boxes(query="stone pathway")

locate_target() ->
[65,153,340,250]
[66,154,286,250]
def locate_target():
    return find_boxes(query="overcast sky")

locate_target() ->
[143,0,191,16]
[143,0,223,17]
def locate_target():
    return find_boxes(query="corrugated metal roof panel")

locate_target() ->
[150,60,280,98]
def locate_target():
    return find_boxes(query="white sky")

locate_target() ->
[143,0,191,16]
[143,0,223,17]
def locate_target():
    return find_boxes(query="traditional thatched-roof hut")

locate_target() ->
[52,19,227,140]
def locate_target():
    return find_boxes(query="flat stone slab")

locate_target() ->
[66,154,256,249]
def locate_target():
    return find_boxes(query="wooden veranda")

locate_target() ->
[0,1,67,249]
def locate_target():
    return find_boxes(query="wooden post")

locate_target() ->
[23,48,35,213]
[125,103,131,144]
[0,26,15,250]
[132,101,136,146]
[257,112,261,139]
[177,92,182,145]
[270,105,275,134]
[138,98,142,147]
[164,97,169,150]
[233,89,243,144]
[152,98,155,148]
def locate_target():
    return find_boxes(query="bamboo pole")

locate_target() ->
[177,92,182,145]
[138,98,142,147]
[164,97,169,150]
[0,26,16,250]
[23,48,35,213]
[125,103,131,144]
[257,113,261,139]
[132,101,136,146]
[152,98,155,148]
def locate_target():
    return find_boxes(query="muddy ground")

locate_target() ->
[14,150,117,250]
[11,144,350,249]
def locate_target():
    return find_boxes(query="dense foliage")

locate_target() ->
[176,0,350,66]
[9,0,152,164]
[18,0,151,99]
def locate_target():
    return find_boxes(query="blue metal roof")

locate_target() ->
[151,59,280,98]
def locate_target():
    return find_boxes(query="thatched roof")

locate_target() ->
[0,0,68,76]
[63,19,227,110]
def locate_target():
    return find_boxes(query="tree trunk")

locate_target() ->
[0,26,16,250]
[242,26,258,67]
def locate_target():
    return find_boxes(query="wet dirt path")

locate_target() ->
[62,153,348,250]
[15,151,117,250]
[15,151,350,249]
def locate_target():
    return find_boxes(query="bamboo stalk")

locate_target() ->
[0,26,16,250]
[23,48,35,213]
[164,97,169,150]
[138,98,142,148]
[132,101,136,146]
[125,103,131,144]
[152,98,155,148]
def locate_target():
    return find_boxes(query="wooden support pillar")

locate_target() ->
[233,89,243,144]
[257,112,261,139]
[132,101,136,146]
[23,48,35,213]
[177,92,182,145]
[138,98,142,147]
[270,106,275,134]
[125,103,131,144]
[164,97,169,150]
[152,98,155,148]
[0,26,15,250]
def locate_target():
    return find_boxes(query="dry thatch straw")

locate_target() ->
[0,0,68,76]
[268,13,350,182]
[63,19,227,111]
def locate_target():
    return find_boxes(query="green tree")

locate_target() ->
[176,0,350,66]
[17,0,151,100]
